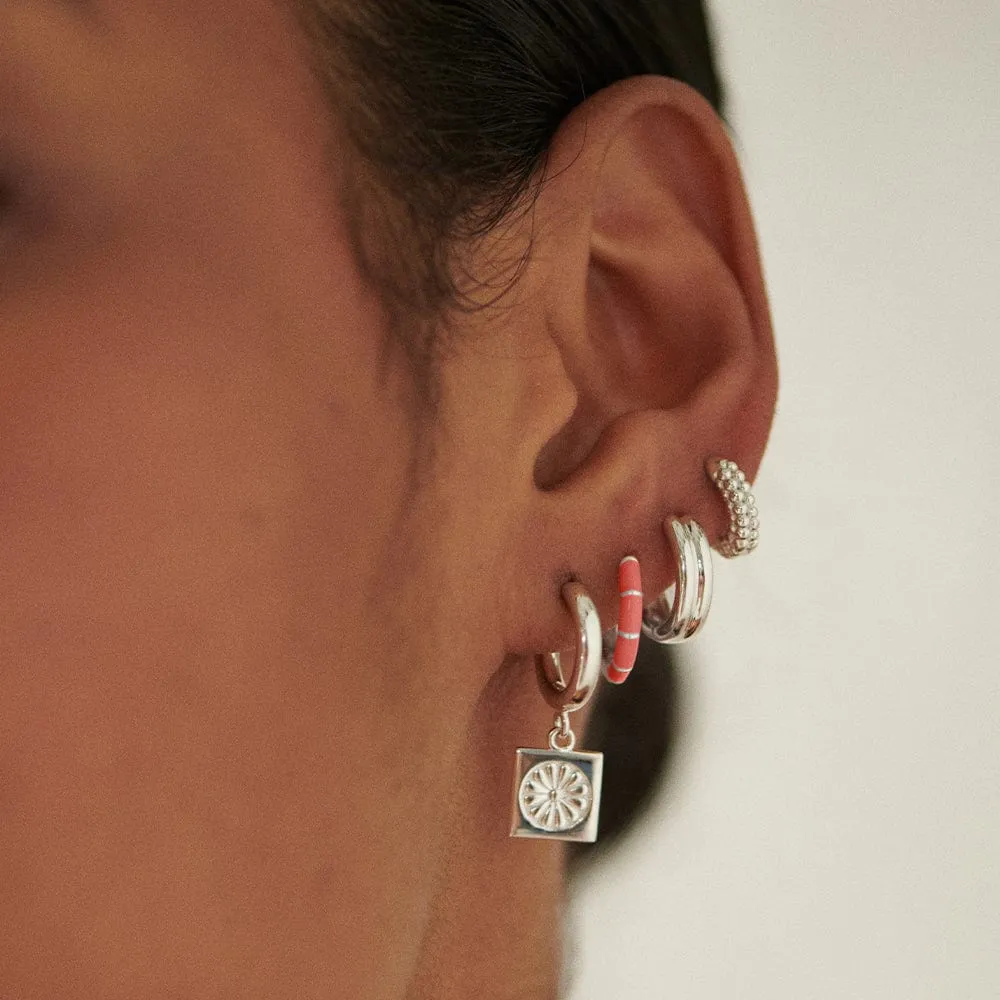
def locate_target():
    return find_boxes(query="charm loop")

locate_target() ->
[642,517,714,644]
[548,712,576,752]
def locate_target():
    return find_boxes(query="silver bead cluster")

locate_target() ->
[706,458,760,558]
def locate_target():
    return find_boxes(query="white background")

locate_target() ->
[570,1,1000,997]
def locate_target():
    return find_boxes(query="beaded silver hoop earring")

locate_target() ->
[706,457,760,557]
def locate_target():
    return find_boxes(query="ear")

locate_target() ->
[496,75,778,654]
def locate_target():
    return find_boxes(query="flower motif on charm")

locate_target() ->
[518,759,593,833]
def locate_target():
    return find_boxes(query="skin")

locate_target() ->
[0,1,777,998]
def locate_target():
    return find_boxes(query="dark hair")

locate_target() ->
[298,0,723,397]
[296,0,723,848]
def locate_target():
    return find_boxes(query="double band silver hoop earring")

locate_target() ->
[510,582,604,844]
[642,457,760,645]
[642,517,714,644]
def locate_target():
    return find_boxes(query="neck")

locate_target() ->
[404,660,567,1000]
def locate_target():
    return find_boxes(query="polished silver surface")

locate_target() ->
[537,581,603,714]
[510,747,604,843]
[642,517,714,644]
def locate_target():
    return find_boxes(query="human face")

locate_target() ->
[0,3,511,997]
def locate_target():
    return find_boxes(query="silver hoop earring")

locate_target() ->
[510,582,604,844]
[706,457,760,557]
[641,518,714,644]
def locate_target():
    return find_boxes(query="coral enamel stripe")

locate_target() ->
[605,556,643,685]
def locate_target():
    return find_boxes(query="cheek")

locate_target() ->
[0,247,396,628]
[0,9,435,992]
[0,225,412,973]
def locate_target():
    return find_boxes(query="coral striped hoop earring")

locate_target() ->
[603,556,643,685]
[706,457,760,557]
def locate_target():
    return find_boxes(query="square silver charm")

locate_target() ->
[510,748,604,843]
